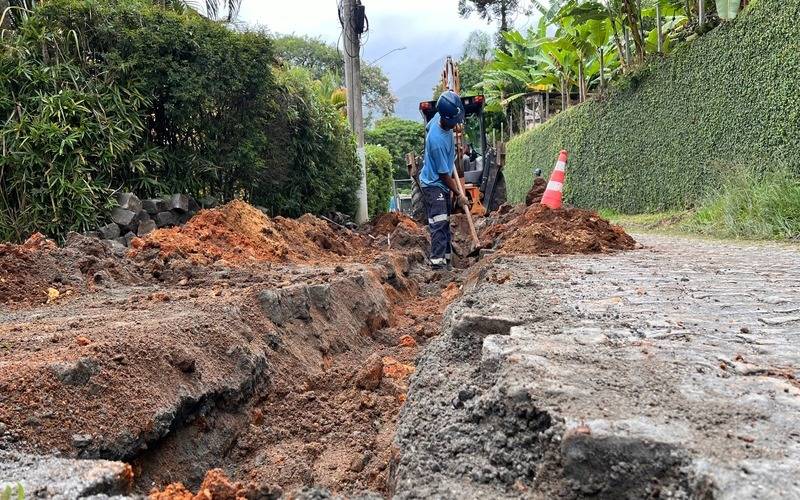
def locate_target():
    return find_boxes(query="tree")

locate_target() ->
[365,117,425,179]
[163,0,241,21]
[458,0,528,45]
[463,30,494,64]
[272,34,396,117]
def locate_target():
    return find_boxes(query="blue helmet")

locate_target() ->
[437,90,465,128]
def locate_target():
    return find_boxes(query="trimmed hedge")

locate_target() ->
[505,0,800,213]
[365,144,393,217]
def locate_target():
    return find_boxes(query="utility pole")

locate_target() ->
[656,2,663,53]
[698,0,705,26]
[341,0,368,224]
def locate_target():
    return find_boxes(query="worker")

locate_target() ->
[419,90,468,270]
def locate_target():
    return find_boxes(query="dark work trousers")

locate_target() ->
[422,186,452,268]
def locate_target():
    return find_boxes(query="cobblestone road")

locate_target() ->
[396,234,800,499]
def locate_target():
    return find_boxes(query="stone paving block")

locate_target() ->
[142,198,168,215]
[98,223,120,240]
[155,211,178,228]
[169,194,189,213]
[137,219,157,237]
[115,192,142,214]
[110,207,135,228]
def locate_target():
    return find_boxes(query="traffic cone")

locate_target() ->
[541,150,568,209]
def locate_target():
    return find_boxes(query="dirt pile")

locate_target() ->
[367,212,428,254]
[0,233,141,308]
[131,201,370,265]
[482,204,637,255]
[525,177,547,206]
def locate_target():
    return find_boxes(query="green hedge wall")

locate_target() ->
[505,0,800,213]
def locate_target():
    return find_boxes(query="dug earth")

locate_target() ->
[3,200,795,499]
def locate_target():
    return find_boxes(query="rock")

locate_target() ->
[198,196,218,209]
[169,194,189,213]
[155,211,178,228]
[137,219,157,237]
[170,350,196,373]
[176,209,193,225]
[50,358,99,386]
[71,434,92,449]
[0,450,133,498]
[399,335,417,348]
[188,196,200,213]
[98,223,120,240]
[142,198,168,215]
[123,232,136,247]
[109,241,127,257]
[349,454,367,472]
[110,207,135,227]
[116,192,142,213]
[355,353,383,390]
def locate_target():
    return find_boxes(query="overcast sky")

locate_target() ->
[238,0,538,91]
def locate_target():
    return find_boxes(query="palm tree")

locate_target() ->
[162,0,242,22]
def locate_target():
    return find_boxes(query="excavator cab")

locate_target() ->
[406,94,507,224]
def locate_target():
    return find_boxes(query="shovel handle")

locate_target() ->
[451,168,481,247]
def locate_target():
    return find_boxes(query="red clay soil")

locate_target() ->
[481,204,637,255]
[149,469,279,500]
[368,212,420,236]
[525,178,547,206]
[131,201,372,265]
[0,233,142,309]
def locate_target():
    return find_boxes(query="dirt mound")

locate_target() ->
[366,212,428,254]
[0,233,141,308]
[482,204,636,255]
[131,201,369,265]
[368,212,420,236]
[525,177,547,206]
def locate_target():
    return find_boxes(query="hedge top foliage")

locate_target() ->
[505,0,800,214]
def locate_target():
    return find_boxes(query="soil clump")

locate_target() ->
[0,233,142,309]
[481,204,637,255]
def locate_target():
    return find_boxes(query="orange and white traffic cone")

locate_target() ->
[541,150,568,209]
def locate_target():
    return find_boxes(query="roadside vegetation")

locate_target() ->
[0,0,398,243]
[602,167,800,241]
[481,0,799,241]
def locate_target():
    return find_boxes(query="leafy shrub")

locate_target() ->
[0,0,360,241]
[365,144,393,217]
[0,5,155,241]
[366,117,425,179]
[253,67,359,217]
[505,0,800,213]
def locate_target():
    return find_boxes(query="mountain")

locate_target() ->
[393,57,446,121]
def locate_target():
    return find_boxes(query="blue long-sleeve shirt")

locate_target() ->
[419,113,455,192]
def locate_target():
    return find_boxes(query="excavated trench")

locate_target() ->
[0,207,461,497]
[0,201,648,498]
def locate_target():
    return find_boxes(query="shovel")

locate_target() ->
[451,168,482,257]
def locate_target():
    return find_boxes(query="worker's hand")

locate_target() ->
[457,193,469,208]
